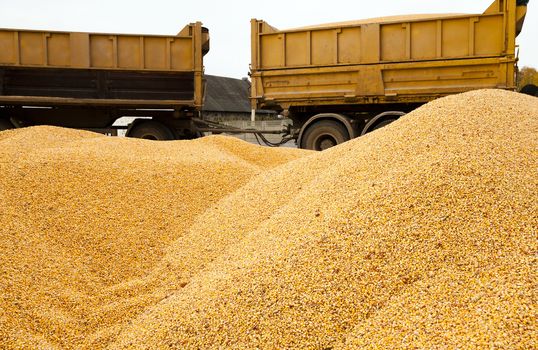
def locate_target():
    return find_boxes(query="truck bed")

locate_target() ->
[250,0,527,112]
[0,23,209,109]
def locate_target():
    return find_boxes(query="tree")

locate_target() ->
[518,66,538,90]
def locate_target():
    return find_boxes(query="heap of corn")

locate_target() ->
[0,89,536,349]
[0,129,308,348]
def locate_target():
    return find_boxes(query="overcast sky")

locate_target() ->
[0,0,536,78]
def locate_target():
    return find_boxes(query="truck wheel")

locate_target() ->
[370,118,397,132]
[520,84,538,97]
[0,119,15,132]
[127,120,175,140]
[301,120,349,151]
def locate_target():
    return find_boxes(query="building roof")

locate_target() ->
[203,75,252,113]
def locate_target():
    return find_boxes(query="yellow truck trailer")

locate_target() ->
[251,0,529,150]
[0,23,209,139]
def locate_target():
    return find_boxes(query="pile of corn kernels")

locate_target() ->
[0,89,536,349]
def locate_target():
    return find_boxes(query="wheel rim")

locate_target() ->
[301,119,350,151]
[316,135,338,151]
[141,134,158,140]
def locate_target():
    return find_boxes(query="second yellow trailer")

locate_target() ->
[251,0,529,150]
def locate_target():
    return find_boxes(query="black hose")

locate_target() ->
[517,0,529,6]
[253,132,295,147]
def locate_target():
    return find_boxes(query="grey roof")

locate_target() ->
[203,75,252,113]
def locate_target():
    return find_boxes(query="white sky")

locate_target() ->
[0,0,536,78]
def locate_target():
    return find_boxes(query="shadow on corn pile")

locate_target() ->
[0,89,536,349]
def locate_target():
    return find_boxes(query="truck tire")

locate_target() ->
[301,120,350,151]
[520,84,538,97]
[127,120,175,140]
[0,119,15,132]
[370,118,397,132]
